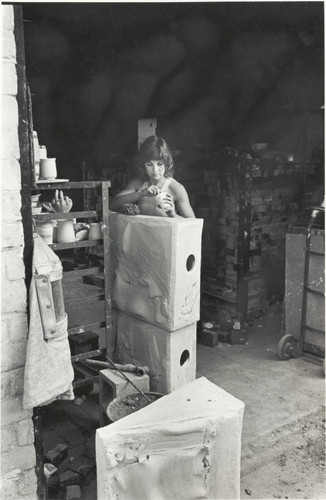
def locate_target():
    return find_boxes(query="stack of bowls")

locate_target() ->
[31,193,42,215]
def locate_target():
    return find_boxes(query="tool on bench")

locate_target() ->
[85,359,149,377]
[85,356,152,403]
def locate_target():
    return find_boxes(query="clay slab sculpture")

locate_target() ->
[115,311,196,394]
[110,213,203,331]
[96,376,245,500]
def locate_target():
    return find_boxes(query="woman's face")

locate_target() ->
[144,159,165,183]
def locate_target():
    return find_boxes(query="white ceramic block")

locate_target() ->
[115,311,196,394]
[96,376,245,500]
[110,213,203,331]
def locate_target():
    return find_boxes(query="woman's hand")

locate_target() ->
[142,185,161,197]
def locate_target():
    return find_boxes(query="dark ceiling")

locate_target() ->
[19,2,324,175]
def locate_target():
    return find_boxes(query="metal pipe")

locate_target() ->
[85,359,149,376]
[104,355,152,403]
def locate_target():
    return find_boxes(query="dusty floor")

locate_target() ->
[42,307,325,499]
[196,309,325,500]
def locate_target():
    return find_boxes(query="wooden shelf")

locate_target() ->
[33,211,101,221]
[49,239,103,250]
[68,322,106,335]
[63,266,103,278]
[33,181,110,190]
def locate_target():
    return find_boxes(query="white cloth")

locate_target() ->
[23,234,74,409]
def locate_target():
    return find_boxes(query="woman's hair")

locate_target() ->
[137,136,174,178]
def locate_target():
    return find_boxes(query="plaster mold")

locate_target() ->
[116,311,196,394]
[96,376,245,500]
[110,213,203,331]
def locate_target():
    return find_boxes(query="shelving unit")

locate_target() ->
[32,180,112,390]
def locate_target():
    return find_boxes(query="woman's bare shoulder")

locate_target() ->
[169,178,187,196]
[126,177,144,190]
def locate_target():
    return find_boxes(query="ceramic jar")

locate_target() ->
[36,222,53,244]
[89,222,103,240]
[39,145,47,160]
[33,131,40,181]
[57,219,75,243]
[40,158,57,180]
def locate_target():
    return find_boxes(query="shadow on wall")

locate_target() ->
[23,2,324,173]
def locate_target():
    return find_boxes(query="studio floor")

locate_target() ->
[42,306,325,499]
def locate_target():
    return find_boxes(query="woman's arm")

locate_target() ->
[166,183,195,218]
[110,179,160,212]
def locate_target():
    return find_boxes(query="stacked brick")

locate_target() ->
[1,6,37,499]
[176,147,319,320]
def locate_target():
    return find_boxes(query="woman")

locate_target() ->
[110,136,195,218]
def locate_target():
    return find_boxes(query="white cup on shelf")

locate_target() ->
[57,219,75,243]
[89,222,103,240]
[40,158,57,180]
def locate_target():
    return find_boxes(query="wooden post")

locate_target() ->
[102,181,114,357]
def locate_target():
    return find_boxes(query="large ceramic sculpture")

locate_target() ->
[111,213,203,331]
[110,213,203,394]
[96,377,245,500]
[115,311,196,393]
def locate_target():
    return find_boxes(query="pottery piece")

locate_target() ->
[57,219,75,243]
[89,222,103,240]
[96,377,244,500]
[36,222,53,244]
[39,145,47,160]
[33,131,40,181]
[32,206,42,215]
[110,213,203,331]
[40,158,57,180]
[31,194,41,203]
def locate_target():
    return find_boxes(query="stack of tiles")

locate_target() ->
[111,213,203,393]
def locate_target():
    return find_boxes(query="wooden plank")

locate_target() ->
[15,8,34,293]
[83,274,105,288]
[68,322,106,335]
[102,181,113,356]
[72,376,99,389]
[63,266,102,278]
[64,293,105,304]
[49,239,102,250]
[33,211,100,221]
[34,181,110,190]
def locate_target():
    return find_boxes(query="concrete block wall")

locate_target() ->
[1,5,37,498]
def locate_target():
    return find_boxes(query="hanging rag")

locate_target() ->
[23,233,74,409]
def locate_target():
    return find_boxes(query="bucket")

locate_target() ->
[107,392,164,422]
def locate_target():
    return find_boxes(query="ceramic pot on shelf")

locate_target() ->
[36,222,53,245]
[40,158,57,180]
[39,145,47,160]
[33,131,40,181]
[89,222,103,240]
[57,219,75,243]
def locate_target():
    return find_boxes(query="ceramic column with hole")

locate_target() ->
[110,213,203,394]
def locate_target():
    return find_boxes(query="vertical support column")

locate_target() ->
[102,181,113,357]
[236,160,252,320]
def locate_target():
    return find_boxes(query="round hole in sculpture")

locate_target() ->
[180,350,190,366]
[186,254,195,271]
